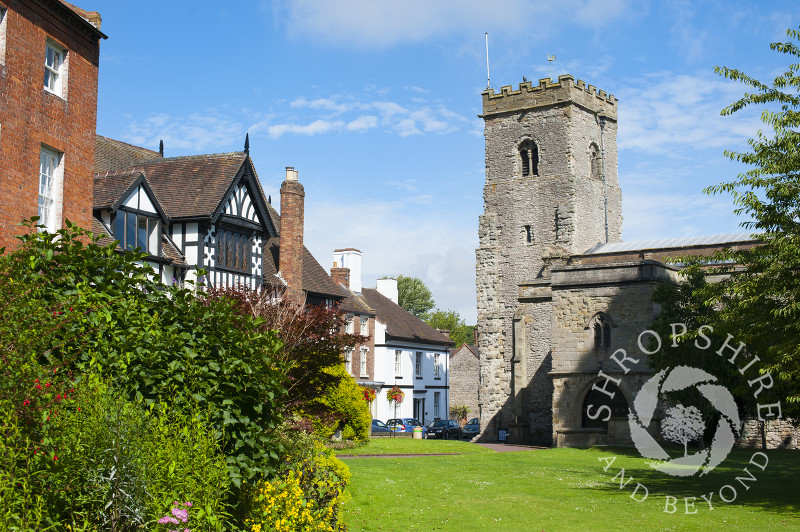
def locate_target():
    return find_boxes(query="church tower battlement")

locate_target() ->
[476,74,623,444]
[481,75,617,120]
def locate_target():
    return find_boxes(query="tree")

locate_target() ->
[424,309,475,348]
[681,27,800,415]
[207,286,365,420]
[396,275,435,317]
[661,405,705,457]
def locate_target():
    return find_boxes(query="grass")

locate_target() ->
[340,445,800,531]
[336,438,492,456]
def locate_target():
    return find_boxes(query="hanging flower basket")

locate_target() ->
[386,386,405,404]
[362,387,376,404]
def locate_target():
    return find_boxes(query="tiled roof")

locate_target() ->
[97,152,249,220]
[93,171,144,210]
[95,135,162,174]
[361,288,453,347]
[262,237,345,299]
[336,285,376,316]
[54,0,107,38]
[450,344,478,359]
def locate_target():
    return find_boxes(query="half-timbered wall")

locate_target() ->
[202,224,263,289]
[223,183,261,225]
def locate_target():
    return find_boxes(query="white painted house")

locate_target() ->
[330,251,453,425]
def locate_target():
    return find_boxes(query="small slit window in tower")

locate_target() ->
[590,143,601,180]
[525,225,533,244]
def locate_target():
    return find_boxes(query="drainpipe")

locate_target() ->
[597,114,609,243]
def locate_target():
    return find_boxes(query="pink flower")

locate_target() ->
[171,507,188,522]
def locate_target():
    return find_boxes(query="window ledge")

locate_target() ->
[215,265,252,275]
[43,88,65,101]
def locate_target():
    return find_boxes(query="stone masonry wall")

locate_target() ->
[449,346,479,421]
[738,418,799,450]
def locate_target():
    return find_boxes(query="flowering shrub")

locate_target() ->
[248,436,349,532]
[386,386,404,404]
[361,387,376,404]
[157,501,193,530]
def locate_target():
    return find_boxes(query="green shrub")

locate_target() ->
[33,377,231,530]
[2,221,288,496]
[0,400,47,531]
[308,364,371,442]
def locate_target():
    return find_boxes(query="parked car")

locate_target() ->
[371,419,391,435]
[426,419,463,439]
[462,417,480,439]
[386,418,428,437]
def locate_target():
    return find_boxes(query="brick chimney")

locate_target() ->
[330,263,350,288]
[280,167,304,292]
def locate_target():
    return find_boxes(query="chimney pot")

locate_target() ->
[286,166,299,181]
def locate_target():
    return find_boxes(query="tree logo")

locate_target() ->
[628,366,741,477]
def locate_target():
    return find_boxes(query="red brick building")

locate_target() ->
[0,0,105,249]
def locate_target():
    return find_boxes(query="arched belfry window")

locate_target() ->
[591,313,611,350]
[590,143,601,180]
[519,140,539,177]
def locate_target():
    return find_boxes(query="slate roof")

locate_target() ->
[54,0,107,39]
[95,136,162,174]
[584,233,757,255]
[361,288,453,347]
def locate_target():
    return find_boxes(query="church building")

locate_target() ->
[475,75,759,447]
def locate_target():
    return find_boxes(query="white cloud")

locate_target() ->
[303,196,479,323]
[346,115,379,132]
[273,0,634,48]
[124,112,243,154]
[265,119,345,139]
[616,71,763,156]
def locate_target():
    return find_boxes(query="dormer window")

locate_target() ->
[114,210,160,255]
[519,140,539,176]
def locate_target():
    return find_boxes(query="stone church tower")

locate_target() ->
[476,75,623,444]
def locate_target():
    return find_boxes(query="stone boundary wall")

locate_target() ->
[737,418,798,450]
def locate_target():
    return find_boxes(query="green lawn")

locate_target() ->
[336,438,492,456]
[340,445,800,531]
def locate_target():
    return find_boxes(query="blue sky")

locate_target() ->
[94,1,800,324]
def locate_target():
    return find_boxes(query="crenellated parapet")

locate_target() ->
[481,74,617,120]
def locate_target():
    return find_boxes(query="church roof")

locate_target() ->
[584,233,757,255]
[361,288,453,347]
